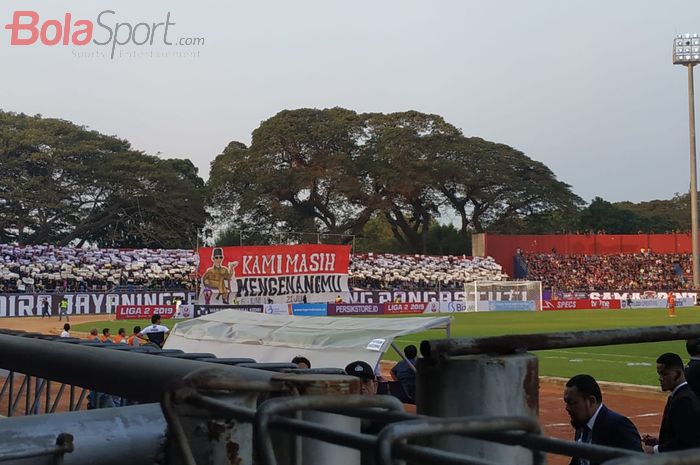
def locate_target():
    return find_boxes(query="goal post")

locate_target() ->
[463,280,543,312]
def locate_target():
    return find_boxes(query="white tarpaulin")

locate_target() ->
[164,310,450,370]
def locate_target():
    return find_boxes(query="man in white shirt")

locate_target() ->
[138,314,170,347]
[60,323,70,338]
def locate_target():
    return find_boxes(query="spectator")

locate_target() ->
[40,297,50,318]
[390,345,417,401]
[292,356,311,369]
[127,326,142,346]
[350,253,506,291]
[564,374,642,464]
[87,328,99,341]
[345,360,377,396]
[58,297,69,321]
[60,323,70,338]
[521,252,692,292]
[138,315,169,347]
[0,244,197,293]
[113,328,127,344]
[642,353,700,452]
[99,328,112,343]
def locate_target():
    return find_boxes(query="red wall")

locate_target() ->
[486,233,693,277]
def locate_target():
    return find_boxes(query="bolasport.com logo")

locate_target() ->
[2,10,205,59]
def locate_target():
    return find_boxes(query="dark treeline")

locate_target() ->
[0,109,688,254]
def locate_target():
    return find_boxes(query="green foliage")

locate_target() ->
[615,193,689,232]
[207,108,583,252]
[0,111,207,247]
[578,195,686,234]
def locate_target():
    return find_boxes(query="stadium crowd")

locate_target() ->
[2,243,697,294]
[0,244,507,293]
[0,244,197,293]
[521,251,691,291]
[349,253,506,290]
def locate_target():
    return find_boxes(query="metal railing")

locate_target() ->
[0,326,699,464]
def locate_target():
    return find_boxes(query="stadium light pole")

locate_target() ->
[674,33,700,288]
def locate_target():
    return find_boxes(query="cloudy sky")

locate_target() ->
[0,0,698,204]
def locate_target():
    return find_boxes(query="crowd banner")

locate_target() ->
[0,291,195,318]
[194,304,264,317]
[198,244,351,305]
[290,303,328,316]
[327,303,383,315]
[384,302,440,314]
[351,290,465,304]
[115,305,177,320]
[574,291,697,302]
[175,304,194,319]
[542,299,621,311]
[438,301,468,313]
[263,304,292,315]
[488,300,537,311]
[621,297,695,309]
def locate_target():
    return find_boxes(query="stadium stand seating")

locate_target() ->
[349,253,506,290]
[521,251,691,291]
[0,244,197,293]
[0,245,506,293]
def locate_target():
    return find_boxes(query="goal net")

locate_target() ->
[463,280,542,312]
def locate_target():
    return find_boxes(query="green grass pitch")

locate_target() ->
[72,307,700,386]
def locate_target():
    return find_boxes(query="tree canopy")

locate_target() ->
[0,111,207,248]
[4,107,689,253]
[207,108,583,253]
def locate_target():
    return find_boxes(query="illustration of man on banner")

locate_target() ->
[201,248,238,304]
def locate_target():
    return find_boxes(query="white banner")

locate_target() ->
[620,297,696,309]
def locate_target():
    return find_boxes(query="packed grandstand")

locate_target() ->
[0,242,695,293]
[0,244,505,293]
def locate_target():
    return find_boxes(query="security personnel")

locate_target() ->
[58,297,69,321]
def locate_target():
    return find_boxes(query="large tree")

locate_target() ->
[207,107,583,252]
[362,111,462,252]
[436,136,583,235]
[0,111,207,247]
[208,108,377,243]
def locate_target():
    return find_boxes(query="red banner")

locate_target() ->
[198,244,351,277]
[197,244,351,305]
[384,302,439,314]
[542,299,621,311]
[115,305,176,320]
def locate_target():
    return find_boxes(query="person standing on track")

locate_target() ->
[40,297,51,318]
[667,292,676,318]
[138,315,170,347]
[642,353,700,453]
[564,374,642,465]
[58,297,69,321]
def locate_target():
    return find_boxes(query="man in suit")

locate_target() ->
[684,338,700,399]
[564,374,642,465]
[642,352,700,453]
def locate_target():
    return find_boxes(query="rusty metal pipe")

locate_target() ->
[0,333,274,402]
[376,416,542,465]
[421,324,700,358]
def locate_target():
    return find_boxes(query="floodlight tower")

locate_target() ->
[674,33,700,288]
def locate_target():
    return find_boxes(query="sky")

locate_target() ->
[0,0,699,204]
